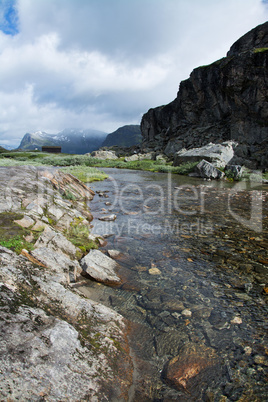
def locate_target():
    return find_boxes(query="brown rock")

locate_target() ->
[163,343,219,392]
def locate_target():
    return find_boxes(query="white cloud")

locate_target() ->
[0,0,267,147]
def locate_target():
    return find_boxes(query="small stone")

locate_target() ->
[14,215,35,228]
[244,346,252,356]
[181,309,192,317]
[231,316,242,324]
[244,282,253,293]
[107,250,122,259]
[254,355,267,365]
[148,267,161,275]
[172,312,181,319]
[98,214,116,221]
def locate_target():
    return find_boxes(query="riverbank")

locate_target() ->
[0,166,133,401]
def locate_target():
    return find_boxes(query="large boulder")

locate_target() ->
[195,159,225,179]
[124,152,154,162]
[90,150,118,160]
[80,249,121,285]
[174,141,236,168]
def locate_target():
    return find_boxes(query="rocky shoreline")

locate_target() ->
[0,166,133,401]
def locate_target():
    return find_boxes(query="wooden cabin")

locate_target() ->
[42,146,62,153]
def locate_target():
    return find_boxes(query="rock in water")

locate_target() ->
[162,343,219,394]
[196,159,225,179]
[80,249,121,285]
[98,214,117,221]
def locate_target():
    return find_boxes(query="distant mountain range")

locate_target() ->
[17,125,142,154]
[18,129,107,154]
[101,125,142,147]
[0,144,14,150]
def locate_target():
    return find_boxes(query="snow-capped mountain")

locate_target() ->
[17,129,107,154]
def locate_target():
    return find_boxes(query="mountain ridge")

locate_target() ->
[18,129,107,154]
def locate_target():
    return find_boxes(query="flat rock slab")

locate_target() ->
[174,141,236,168]
[80,249,121,285]
[31,247,82,283]
[34,226,78,259]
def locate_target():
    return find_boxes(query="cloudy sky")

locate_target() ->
[0,0,267,147]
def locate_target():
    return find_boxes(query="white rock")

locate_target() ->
[231,316,242,324]
[98,214,117,221]
[34,226,77,259]
[174,141,236,168]
[80,250,121,284]
[181,309,192,317]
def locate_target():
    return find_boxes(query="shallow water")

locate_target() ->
[80,169,268,401]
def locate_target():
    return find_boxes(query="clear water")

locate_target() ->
[80,169,268,401]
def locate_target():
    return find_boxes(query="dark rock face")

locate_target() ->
[141,22,268,168]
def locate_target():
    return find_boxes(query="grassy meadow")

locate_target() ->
[0,150,198,182]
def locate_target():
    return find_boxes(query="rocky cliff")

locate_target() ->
[141,22,268,168]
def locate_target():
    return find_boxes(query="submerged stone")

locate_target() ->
[163,343,219,393]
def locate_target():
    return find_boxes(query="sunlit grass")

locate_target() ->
[60,166,108,182]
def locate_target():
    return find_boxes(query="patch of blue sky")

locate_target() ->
[0,0,19,35]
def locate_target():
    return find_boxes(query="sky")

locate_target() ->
[0,0,267,147]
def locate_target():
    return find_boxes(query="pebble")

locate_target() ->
[254,355,267,365]
[231,316,242,324]
[148,267,161,275]
[244,346,252,356]
[181,309,192,317]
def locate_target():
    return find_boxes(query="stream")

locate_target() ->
[79,168,268,401]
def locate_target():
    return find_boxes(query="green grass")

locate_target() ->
[254,47,268,53]
[0,212,37,254]
[0,150,199,176]
[0,235,34,254]
[60,166,108,182]
[65,217,99,255]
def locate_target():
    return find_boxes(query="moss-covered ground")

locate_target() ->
[0,212,37,254]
